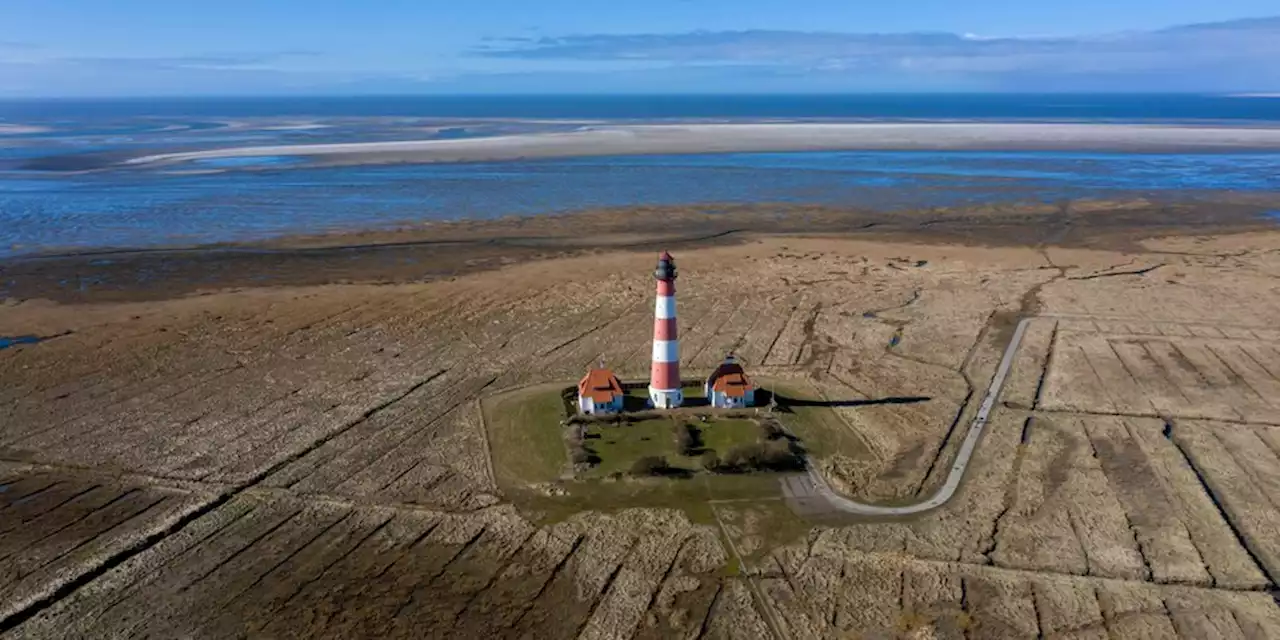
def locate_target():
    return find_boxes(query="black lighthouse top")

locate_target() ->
[654,251,677,281]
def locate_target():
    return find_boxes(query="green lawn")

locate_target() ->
[699,418,761,455]
[482,382,847,526]
[485,380,860,489]
[484,385,571,487]
[583,416,763,477]
[584,418,680,476]
[485,386,771,490]
[763,378,873,460]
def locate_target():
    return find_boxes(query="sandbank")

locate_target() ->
[122,122,1280,168]
[0,124,49,135]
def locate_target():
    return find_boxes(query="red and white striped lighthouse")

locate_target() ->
[649,251,683,409]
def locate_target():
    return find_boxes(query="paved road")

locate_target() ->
[787,317,1032,516]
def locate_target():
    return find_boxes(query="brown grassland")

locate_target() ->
[3,199,1280,637]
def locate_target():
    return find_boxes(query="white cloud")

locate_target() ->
[5,17,1280,95]
[471,17,1280,91]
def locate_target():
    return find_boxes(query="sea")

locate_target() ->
[2,94,1279,257]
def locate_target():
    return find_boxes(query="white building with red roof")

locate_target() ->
[704,355,756,409]
[577,366,625,415]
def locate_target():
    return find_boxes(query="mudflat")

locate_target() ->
[4,199,1280,637]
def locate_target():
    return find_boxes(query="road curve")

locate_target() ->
[801,317,1033,516]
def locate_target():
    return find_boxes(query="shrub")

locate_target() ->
[701,450,720,471]
[767,447,805,471]
[676,423,703,456]
[570,444,599,467]
[759,419,787,441]
[759,423,778,440]
[720,447,740,468]
[719,442,804,473]
[631,455,671,477]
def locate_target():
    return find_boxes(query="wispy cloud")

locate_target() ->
[478,30,1069,63]
[0,50,335,95]
[0,50,403,97]
[473,17,1280,90]
[57,50,322,70]
[4,17,1280,96]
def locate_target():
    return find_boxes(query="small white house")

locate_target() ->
[578,367,625,415]
[705,356,756,409]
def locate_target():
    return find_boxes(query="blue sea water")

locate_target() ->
[0,335,43,349]
[2,95,1279,256]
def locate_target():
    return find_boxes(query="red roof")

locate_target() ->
[578,368,624,403]
[708,360,753,398]
[712,372,752,398]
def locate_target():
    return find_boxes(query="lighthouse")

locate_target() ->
[649,251,683,409]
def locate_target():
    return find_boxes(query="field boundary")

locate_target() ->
[796,317,1031,516]
[799,313,1280,517]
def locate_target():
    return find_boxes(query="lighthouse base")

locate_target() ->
[648,387,684,410]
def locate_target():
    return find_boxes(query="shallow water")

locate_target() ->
[0,335,44,349]
[3,97,1280,256]
[3,150,1280,256]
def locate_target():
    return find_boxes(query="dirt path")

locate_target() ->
[799,316,1033,515]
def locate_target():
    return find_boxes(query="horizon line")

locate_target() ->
[2,91,1279,102]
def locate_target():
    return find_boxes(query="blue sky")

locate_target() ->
[2,0,1279,96]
